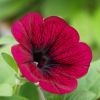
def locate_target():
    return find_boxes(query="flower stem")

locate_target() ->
[14,79,21,95]
[37,87,46,100]
[14,74,23,95]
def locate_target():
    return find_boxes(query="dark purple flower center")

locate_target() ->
[32,48,58,70]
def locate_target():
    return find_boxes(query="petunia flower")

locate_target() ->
[11,12,92,94]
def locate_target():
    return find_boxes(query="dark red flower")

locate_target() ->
[11,12,92,94]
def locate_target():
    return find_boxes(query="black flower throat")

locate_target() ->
[32,48,58,70]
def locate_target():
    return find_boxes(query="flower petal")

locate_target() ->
[11,44,43,82]
[64,43,92,78]
[52,42,92,78]
[40,65,77,94]
[11,44,33,64]
[40,16,68,49]
[12,12,43,50]
[44,16,68,26]
[20,12,43,49]
[20,63,43,82]
[12,21,32,51]
[49,25,79,57]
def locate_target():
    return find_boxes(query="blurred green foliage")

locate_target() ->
[0,0,42,21]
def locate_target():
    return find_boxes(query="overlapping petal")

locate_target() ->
[11,44,33,64]
[51,42,92,78]
[40,16,68,49]
[40,65,77,94]
[11,44,42,82]
[12,12,43,50]
[20,63,43,82]
[49,26,79,57]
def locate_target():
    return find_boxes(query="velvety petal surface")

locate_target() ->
[11,44,42,82]
[40,16,68,49]
[49,26,79,57]
[11,44,33,64]
[40,65,77,94]
[20,63,43,82]
[12,12,43,50]
[51,42,92,78]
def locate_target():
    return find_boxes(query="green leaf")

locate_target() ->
[52,95,64,100]
[0,49,16,83]
[0,45,17,96]
[0,96,28,100]
[64,90,96,100]
[87,60,100,99]
[0,45,16,85]
[0,84,13,96]
[44,91,64,100]
[19,82,39,100]
[1,52,18,73]
[78,60,100,91]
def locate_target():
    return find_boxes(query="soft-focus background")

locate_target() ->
[0,0,100,100]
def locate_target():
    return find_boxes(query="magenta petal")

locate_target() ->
[44,16,68,26]
[40,79,77,94]
[20,63,43,82]
[63,42,92,78]
[49,26,79,56]
[12,12,43,49]
[11,44,38,82]
[20,12,43,49]
[40,16,68,48]
[11,44,33,64]
[19,63,39,82]
[12,21,33,51]
[11,44,43,82]
[40,65,77,94]
[52,42,92,78]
